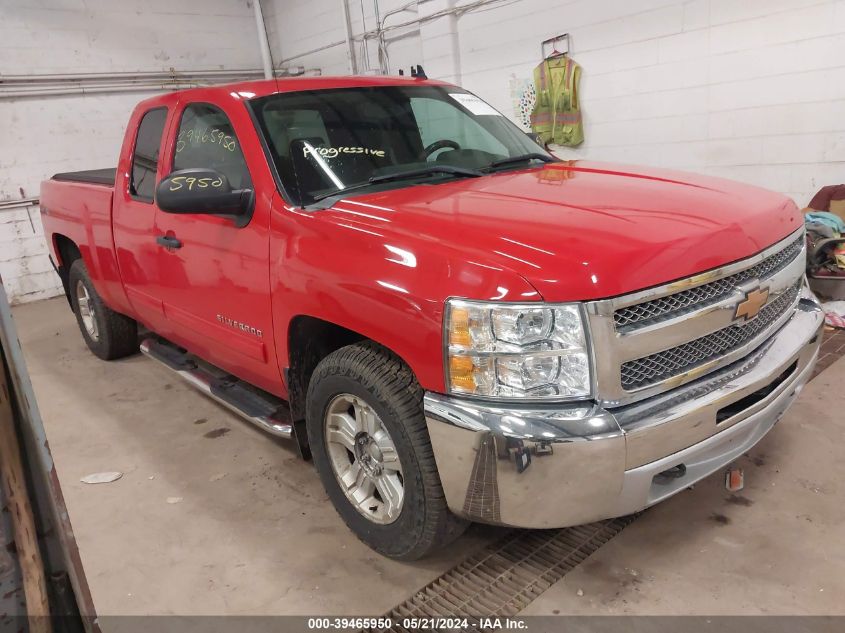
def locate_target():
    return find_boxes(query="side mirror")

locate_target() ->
[155,168,254,219]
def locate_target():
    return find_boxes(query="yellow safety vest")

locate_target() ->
[530,56,584,147]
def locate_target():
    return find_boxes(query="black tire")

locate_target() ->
[68,259,138,360]
[306,342,468,560]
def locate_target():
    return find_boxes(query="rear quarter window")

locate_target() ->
[130,107,168,202]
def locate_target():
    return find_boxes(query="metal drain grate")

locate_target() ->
[368,516,637,632]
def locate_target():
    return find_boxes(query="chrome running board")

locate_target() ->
[139,338,293,439]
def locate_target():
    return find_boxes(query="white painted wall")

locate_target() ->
[267,0,845,206]
[262,0,424,76]
[0,0,260,304]
[6,0,844,302]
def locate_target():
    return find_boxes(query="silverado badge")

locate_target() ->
[734,286,769,322]
[216,314,263,338]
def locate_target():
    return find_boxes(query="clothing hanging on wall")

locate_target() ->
[530,53,584,147]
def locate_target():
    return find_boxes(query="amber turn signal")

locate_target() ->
[449,355,476,391]
[449,307,472,347]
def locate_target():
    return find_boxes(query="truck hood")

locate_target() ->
[327,161,802,302]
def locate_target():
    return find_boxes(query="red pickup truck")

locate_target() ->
[40,76,823,559]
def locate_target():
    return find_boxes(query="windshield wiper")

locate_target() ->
[310,165,482,205]
[484,153,559,171]
[371,164,483,184]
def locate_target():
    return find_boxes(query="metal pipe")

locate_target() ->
[276,0,506,75]
[0,67,305,100]
[3,79,202,93]
[0,69,266,83]
[1,83,204,99]
[373,0,385,72]
[359,0,370,72]
[375,0,509,74]
[0,198,38,211]
[278,39,347,65]
[277,0,418,72]
[1,71,310,100]
[339,0,358,74]
[252,0,275,80]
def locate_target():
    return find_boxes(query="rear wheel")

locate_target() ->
[68,259,138,360]
[306,342,468,559]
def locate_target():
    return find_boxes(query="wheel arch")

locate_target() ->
[52,233,82,305]
[285,314,421,435]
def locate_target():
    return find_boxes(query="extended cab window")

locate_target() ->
[173,103,251,189]
[249,85,548,206]
[131,108,167,202]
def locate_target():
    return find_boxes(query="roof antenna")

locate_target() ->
[407,64,426,79]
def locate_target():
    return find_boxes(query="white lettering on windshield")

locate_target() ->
[302,145,386,159]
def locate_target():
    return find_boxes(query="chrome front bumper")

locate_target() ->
[424,294,824,528]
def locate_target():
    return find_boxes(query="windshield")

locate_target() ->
[249,85,551,206]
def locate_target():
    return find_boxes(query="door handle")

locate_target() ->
[156,235,182,249]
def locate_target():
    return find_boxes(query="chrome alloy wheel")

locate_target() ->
[75,280,99,341]
[324,393,404,524]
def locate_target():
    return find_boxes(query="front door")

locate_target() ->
[153,99,280,394]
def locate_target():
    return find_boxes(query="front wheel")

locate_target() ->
[306,342,468,559]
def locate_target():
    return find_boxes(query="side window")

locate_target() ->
[130,108,167,202]
[173,103,251,190]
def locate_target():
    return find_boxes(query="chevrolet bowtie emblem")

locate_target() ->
[734,286,769,321]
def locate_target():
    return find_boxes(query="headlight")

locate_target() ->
[445,299,592,400]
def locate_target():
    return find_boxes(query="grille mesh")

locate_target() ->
[620,282,800,390]
[614,236,804,330]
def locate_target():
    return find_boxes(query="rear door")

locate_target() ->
[152,97,280,394]
[112,97,178,331]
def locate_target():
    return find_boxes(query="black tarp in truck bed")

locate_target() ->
[52,168,116,186]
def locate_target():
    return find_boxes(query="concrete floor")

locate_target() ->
[12,297,501,616]
[11,297,845,617]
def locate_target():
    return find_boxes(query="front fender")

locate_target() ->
[270,205,542,394]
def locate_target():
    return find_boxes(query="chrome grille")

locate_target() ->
[620,282,801,391]
[613,236,805,330]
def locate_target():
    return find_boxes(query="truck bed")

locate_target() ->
[40,170,129,314]
[52,168,116,187]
